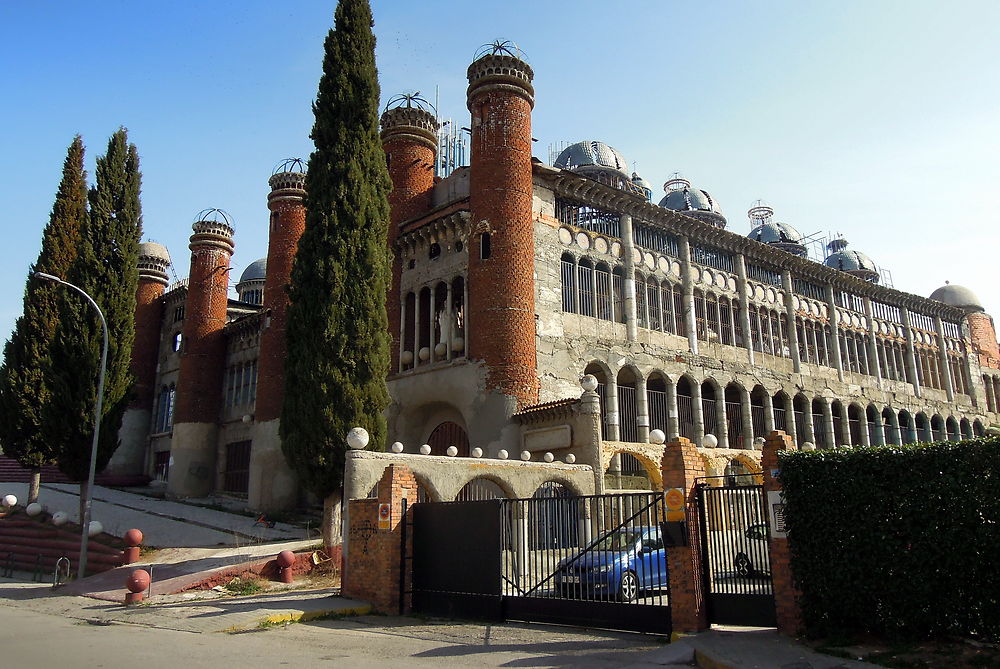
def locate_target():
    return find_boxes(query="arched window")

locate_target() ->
[848,404,863,446]
[866,405,880,445]
[647,277,661,331]
[676,376,695,440]
[605,453,652,490]
[635,272,648,328]
[960,417,973,440]
[595,262,613,321]
[793,393,809,446]
[426,421,470,457]
[647,374,670,437]
[724,383,744,449]
[899,410,915,444]
[772,390,790,434]
[946,416,960,442]
[479,232,491,259]
[812,398,827,448]
[719,297,733,345]
[560,253,576,313]
[578,258,595,318]
[883,407,898,445]
[750,386,768,439]
[456,477,506,501]
[612,267,626,323]
[529,482,578,550]
[617,367,639,443]
[702,381,719,442]
[693,289,706,340]
[662,282,678,335]
[706,293,720,343]
[451,276,466,357]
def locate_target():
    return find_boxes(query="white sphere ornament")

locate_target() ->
[580,374,599,392]
[2,494,16,508]
[390,441,404,453]
[346,427,370,450]
[401,350,414,365]
[753,437,766,450]
[446,446,458,457]
[801,441,816,451]
[520,450,531,461]
[434,342,447,357]
[88,520,103,537]
[543,452,554,463]
[418,347,431,361]
[26,503,42,517]
[649,429,666,445]
[497,449,508,460]
[419,444,432,455]
[471,447,483,458]
[565,454,576,464]
[51,511,68,526]
[702,434,719,448]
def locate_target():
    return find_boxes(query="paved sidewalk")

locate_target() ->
[0,481,306,546]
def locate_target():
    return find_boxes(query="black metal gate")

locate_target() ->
[410,492,671,634]
[696,477,776,627]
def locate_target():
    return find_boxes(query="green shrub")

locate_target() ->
[778,437,1000,641]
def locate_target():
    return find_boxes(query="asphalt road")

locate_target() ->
[0,603,683,669]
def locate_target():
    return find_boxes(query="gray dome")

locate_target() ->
[929,283,984,312]
[748,221,807,258]
[138,242,171,264]
[554,141,629,175]
[657,176,726,229]
[239,258,267,284]
[823,238,879,282]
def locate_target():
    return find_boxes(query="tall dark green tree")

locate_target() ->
[281,0,392,547]
[45,129,142,517]
[0,137,88,503]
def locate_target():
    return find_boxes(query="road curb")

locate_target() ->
[223,604,373,632]
[693,648,735,669]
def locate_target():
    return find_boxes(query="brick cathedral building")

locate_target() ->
[111,44,1000,512]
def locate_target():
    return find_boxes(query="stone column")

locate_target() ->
[934,316,955,401]
[667,381,680,441]
[863,297,882,386]
[802,401,815,447]
[661,437,708,634]
[825,285,844,381]
[740,386,754,450]
[836,407,851,446]
[762,431,803,636]
[635,374,650,443]
[620,213,638,342]
[691,382,704,446]
[679,236,698,355]
[604,378,620,441]
[715,393,729,449]
[781,272,801,374]
[858,409,871,447]
[580,386,605,494]
[735,254,755,365]
[870,410,885,446]
[782,393,796,444]
[762,392,775,435]
[821,399,835,448]
[900,307,921,398]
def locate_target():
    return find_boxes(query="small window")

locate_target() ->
[480,232,492,260]
[455,240,464,252]
[173,306,185,322]
[172,332,183,352]
[407,259,416,270]
[429,243,441,260]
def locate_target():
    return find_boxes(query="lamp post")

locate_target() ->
[34,271,108,580]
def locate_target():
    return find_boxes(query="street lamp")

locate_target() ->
[34,271,108,580]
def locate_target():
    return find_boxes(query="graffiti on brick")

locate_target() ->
[349,519,378,554]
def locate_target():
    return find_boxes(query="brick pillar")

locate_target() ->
[169,212,234,498]
[661,436,708,634]
[466,49,538,409]
[110,243,171,476]
[342,464,418,614]
[248,166,306,512]
[762,430,803,636]
[380,105,438,373]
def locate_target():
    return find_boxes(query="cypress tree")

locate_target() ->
[281,0,392,547]
[45,129,142,516]
[0,137,88,503]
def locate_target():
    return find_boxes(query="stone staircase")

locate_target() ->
[0,456,150,487]
[0,515,123,578]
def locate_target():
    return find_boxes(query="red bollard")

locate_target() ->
[122,528,143,565]
[276,550,295,584]
[125,569,150,605]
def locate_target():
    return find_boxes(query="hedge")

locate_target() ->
[777,437,1000,641]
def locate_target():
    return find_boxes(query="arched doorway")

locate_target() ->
[426,421,470,457]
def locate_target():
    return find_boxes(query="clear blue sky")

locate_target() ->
[1,0,998,344]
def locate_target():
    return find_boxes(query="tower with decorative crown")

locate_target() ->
[248,161,306,511]
[109,242,172,477]
[466,42,539,410]
[169,210,235,498]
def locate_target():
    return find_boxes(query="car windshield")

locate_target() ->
[592,530,641,552]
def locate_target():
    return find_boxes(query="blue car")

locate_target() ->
[553,526,668,602]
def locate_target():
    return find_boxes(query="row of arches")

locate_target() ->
[982,373,1000,413]
[584,362,986,450]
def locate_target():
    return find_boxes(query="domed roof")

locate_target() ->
[748,221,803,245]
[138,242,171,264]
[657,176,726,228]
[554,141,629,175]
[823,238,879,282]
[929,283,984,312]
[631,172,652,192]
[239,258,267,284]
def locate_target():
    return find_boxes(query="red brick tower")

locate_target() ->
[169,210,235,498]
[249,161,306,511]
[110,242,171,476]
[380,97,439,371]
[466,41,539,408]
[969,312,999,368]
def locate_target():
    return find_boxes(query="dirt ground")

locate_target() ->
[815,635,1000,668]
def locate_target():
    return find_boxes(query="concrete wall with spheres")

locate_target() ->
[343,449,596,504]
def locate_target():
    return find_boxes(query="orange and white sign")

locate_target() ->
[665,487,685,522]
[378,503,391,530]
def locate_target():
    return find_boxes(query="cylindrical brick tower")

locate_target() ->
[109,242,171,477]
[969,312,999,362]
[249,160,306,512]
[380,99,439,371]
[169,210,235,498]
[466,42,539,409]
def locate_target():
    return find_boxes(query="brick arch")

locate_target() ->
[583,359,614,384]
[605,446,663,491]
[455,475,513,500]
[531,476,588,498]
[426,421,470,457]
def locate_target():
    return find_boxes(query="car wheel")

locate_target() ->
[735,553,754,577]
[619,571,638,602]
